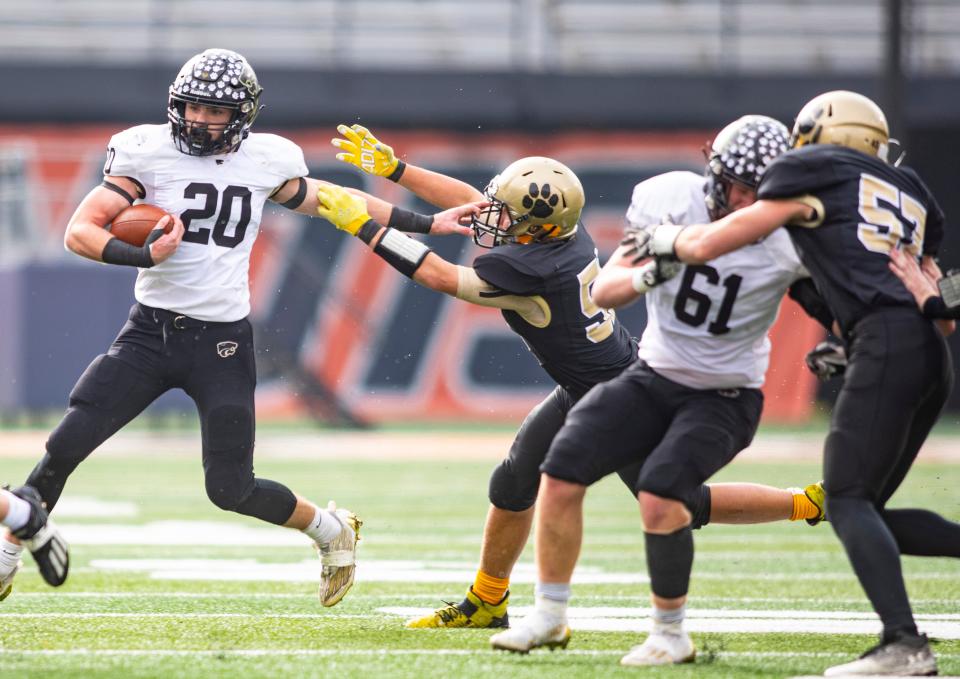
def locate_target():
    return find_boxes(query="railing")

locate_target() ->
[0,0,956,74]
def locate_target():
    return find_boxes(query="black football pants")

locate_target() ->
[27,303,297,525]
[825,308,955,641]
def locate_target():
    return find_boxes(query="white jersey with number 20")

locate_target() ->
[104,123,308,322]
[628,171,809,389]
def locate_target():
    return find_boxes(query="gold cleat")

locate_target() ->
[804,482,826,526]
[316,501,362,607]
[406,587,509,629]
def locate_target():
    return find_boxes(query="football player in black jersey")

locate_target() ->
[636,90,960,676]
[322,126,824,630]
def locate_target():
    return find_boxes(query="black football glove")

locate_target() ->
[804,340,847,381]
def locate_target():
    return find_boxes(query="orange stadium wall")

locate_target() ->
[0,125,823,424]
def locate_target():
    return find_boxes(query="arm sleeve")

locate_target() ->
[788,278,836,331]
[922,296,959,320]
[472,251,545,296]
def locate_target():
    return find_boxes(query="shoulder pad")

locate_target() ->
[626,171,707,229]
[241,133,309,182]
[104,124,173,180]
[473,247,545,296]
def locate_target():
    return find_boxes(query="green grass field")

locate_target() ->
[2,433,959,678]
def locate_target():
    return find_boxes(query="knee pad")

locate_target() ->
[488,458,539,512]
[203,405,255,511]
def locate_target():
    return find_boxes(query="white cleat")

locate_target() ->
[823,634,937,676]
[490,611,571,654]
[0,560,20,602]
[620,630,696,666]
[316,501,361,607]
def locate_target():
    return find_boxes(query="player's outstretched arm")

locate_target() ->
[65,179,184,266]
[331,123,483,209]
[316,185,549,324]
[273,177,472,237]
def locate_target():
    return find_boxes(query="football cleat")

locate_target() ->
[804,482,827,526]
[316,501,361,607]
[620,630,696,666]
[10,486,69,587]
[490,610,570,653]
[406,587,509,629]
[0,559,20,602]
[823,633,937,676]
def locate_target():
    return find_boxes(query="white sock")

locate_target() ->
[0,537,23,573]
[534,582,570,624]
[652,604,686,634]
[0,489,30,532]
[301,506,343,545]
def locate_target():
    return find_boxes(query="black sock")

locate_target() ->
[829,496,917,639]
[644,527,693,599]
[883,508,960,557]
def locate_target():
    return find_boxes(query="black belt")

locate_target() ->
[137,303,237,331]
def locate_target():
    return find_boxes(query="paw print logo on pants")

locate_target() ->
[522,183,559,218]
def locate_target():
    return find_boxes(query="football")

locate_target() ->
[109,203,172,247]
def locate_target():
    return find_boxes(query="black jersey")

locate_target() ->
[758,145,946,334]
[472,227,637,399]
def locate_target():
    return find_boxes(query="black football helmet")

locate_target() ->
[704,115,790,220]
[167,48,263,156]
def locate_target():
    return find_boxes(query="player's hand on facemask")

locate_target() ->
[147,214,185,264]
[431,201,488,237]
[331,124,402,179]
[316,184,371,236]
[621,223,684,264]
[804,339,847,380]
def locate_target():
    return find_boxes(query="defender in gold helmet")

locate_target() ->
[473,156,585,248]
[790,90,890,158]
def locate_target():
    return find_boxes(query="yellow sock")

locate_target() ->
[790,490,819,521]
[472,570,509,605]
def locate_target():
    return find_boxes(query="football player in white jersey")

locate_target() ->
[490,116,831,664]
[0,48,472,606]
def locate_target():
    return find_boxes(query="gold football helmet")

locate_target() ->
[473,156,585,248]
[790,90,889,158]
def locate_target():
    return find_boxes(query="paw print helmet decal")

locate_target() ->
[473,156,585,248]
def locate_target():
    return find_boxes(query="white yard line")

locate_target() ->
[0,648,958,661]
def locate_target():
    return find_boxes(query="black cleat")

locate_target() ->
[10,486,69,587]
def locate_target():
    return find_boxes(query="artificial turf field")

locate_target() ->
[1,428,959,678]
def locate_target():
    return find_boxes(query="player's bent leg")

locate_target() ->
[701,482,824,526]
[411,389,571,629]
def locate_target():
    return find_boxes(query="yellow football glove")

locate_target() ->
[331,124,403,179]
[315,184,371,236]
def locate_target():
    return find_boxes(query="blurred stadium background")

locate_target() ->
[1,0,959,428]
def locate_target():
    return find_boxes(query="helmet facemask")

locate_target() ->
[167,49,263,156]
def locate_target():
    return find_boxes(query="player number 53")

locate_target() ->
[577,258,615,343]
